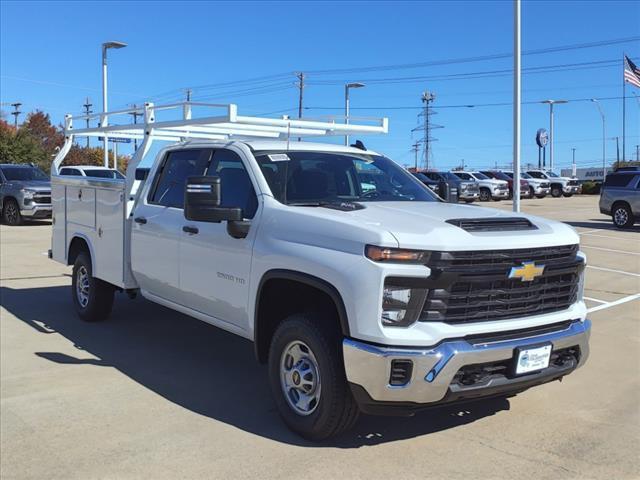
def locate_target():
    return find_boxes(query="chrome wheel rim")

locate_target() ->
[614,208,628,226]
[280,340,321,416]
[76,266,90,308]
[5,202,18,223]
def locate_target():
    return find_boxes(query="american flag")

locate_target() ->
[624,55,640,88]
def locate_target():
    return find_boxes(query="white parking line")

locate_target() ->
[578,229,602,236]
[581,245,640,256]
[586,265,640,277]
[587,293,640,313]
[579,232,631,240]
[584,296,607,304]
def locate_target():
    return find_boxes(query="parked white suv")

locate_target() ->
[50,103,591,440]
[526,170,579,198]
[453,171,509,201]
[59,166,125,179]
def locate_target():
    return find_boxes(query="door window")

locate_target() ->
[207,149,258,218]
[148,149,212,208]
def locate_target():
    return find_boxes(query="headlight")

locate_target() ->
[21,188,36,198]
[365,245,430,264]
[382,284,428,327]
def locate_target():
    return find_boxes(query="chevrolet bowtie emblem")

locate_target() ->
[508,261,545,282]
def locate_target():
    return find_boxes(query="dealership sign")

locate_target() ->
[536,129,549,148]
[560,167,614,181]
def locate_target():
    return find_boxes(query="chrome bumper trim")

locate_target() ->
[343,319,590,404]
[21,205,52,217]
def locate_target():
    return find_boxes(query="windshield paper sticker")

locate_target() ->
[268,154,291,162]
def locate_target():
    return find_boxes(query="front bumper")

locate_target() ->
[563,185,580,194]
[534,186,551,195]
[343,319,590,409]
[492,189,509,198]
[21,204,52,218]
[459,191,479,200]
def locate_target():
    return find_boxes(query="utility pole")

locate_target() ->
[186,89,192,102]
[614,136,620,167]
[512,0,521,212]
[83,98,93,147]
[411,142,420,171]
[636,144,639,162]
[128,104,143,150]
[10,102,22,128]
[296,72,305,119]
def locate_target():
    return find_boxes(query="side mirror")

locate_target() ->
[135,168,150,181]
[184,176,243,223]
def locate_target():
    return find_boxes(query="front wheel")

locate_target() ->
[479,188,491,202]
[535,194,546,199]
[551,185,562,198]
[563,193,573,198]
[72,252,115,322]
[612,203,634,229]
[2,198,22,225]
[268,313,359,440]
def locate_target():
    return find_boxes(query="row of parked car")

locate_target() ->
[412,169,581,203]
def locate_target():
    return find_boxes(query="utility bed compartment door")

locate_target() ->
[66,186,96,228]
[93,188,124,286]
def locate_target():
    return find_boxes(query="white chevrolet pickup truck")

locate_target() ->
[50,103,590,440]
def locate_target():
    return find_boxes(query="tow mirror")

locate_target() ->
[184,176,243,223]
[135,168,150,181]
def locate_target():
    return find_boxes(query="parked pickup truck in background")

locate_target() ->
[480,170,531,199]
[0,163,52,225]
[452,170,509,201]
[503,171,551,199]
[49,103,591,440]
[422,170,480,203]
[526,170,579,198]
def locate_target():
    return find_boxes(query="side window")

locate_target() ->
[207,149,258,219]
[60,168,80,176]
[604,173,632,188]
[149,149,212,208]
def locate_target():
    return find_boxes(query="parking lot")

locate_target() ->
[1,195,638,479]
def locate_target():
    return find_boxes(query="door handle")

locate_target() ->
[134,217,147,224]
[182,225,199,234]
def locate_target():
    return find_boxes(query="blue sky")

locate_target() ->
[1,0,639,171]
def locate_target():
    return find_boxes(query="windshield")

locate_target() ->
[520,172,533,179]
[471,172,489,180]
[1,165,48,181]
[413,172,433,183]
[546,171,559,177]
[453,172,473,180]
[255,151,438,204]
[83,169,125,179]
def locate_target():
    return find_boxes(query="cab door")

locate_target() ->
[178,148,260,331]
[131,148,212,304]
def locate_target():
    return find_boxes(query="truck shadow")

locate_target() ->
[1,284,510,448]
[566,219,640,232]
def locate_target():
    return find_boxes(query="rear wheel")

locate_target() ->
[479,188,491,202]
[268,313,359,440]
[72,252,115,322]
[2,198,22,226]
[612,203,634,229]
[551,185,562,198]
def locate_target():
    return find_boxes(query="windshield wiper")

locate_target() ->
[288,201,365,211]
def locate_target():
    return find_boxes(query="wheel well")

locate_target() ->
[551,183,562,189]
[611,200,630,212]
[480,186,491,192]
[1,196,17,209]
[68,237,91,268]
[254,273,348,364]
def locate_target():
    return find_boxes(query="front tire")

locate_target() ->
[2,198,22,226]
[551,185,562,198]
[72,252,115,322]
[479,188,491,202]
[563,193,573,198]
[612,203,634,229]
[268,313,359,440]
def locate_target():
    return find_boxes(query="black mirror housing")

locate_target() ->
[184,176,243,223]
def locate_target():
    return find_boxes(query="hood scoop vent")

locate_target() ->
[446,217,537,232]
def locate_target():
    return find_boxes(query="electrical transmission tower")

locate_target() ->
[411,91,442,170]
[10,102,22,128]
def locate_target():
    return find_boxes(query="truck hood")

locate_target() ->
[8,180,51,191]
[303,201,579,251]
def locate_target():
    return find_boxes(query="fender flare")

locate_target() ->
[253,269,351,358]
[67,233,95,271]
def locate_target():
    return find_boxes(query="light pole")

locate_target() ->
[540,99,567,171]
[513,0,521,213]
[571,148,577,177]
[344,82,365,146]
[590,99,607,180]
[102,41,127,167]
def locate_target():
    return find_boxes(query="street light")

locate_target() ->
[102,41,127,167]
[540,99,567,171]
[344,82,365,146]
[590,98,607,181]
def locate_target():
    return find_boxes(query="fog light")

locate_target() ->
[382,285,428,327]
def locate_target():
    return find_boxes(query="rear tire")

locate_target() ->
[2,198,22,226]
[268,313,359,440]
[71,252,115,322]
[612,203,634,229]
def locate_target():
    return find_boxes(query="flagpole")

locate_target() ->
[623,53,626,163]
